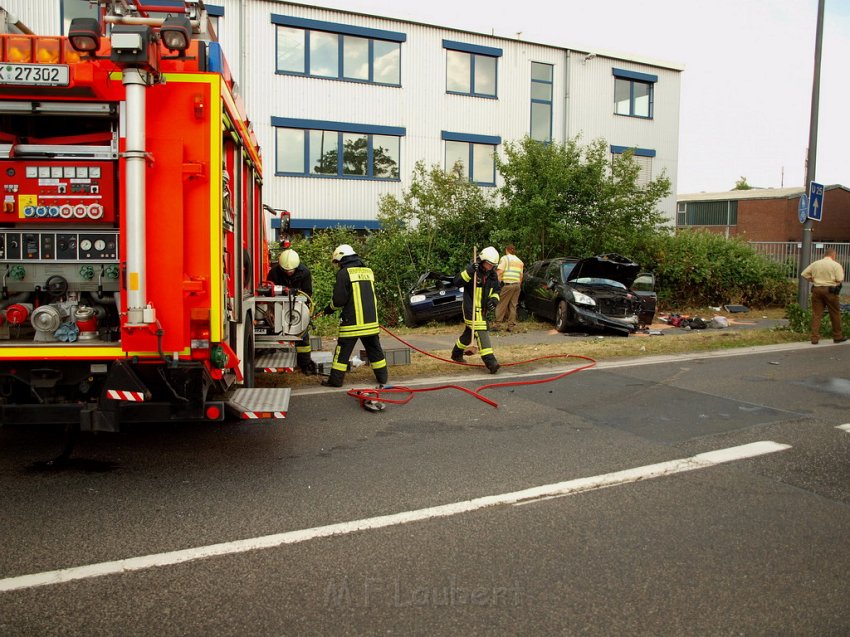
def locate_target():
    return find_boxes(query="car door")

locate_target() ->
[631,271,657,327]
[526,260,553,317]
[537,260,564,321]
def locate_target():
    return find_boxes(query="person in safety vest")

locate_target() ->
[494,244,524,331]
[318,244,389,388]
[451,246,501,374]
[267,249,316,374]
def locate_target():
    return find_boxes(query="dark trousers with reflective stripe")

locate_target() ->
[295,331,313,371]
[328,334,388,387]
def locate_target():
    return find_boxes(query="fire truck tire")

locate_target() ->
[242,321,255,388]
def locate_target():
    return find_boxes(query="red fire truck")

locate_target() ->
[0,0,305,432]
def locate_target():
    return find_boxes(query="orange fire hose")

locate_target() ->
[345,325,597,410]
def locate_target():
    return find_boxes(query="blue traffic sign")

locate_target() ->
[808,181,824,221]
[798,194,808,223]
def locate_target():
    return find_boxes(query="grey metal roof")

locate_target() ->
[677,185,849,203]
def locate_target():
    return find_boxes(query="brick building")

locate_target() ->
[677,185,850,242]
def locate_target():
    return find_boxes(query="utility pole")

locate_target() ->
[798,0,825,308]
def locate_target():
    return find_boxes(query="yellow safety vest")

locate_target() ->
[500,254,524,284]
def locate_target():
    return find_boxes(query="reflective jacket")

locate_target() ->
[454,261,500,330]
[266,263,313,296]
[330,255,380,337]
[498,254,524,284]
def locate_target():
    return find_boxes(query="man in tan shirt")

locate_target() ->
[495,245,524,330]
[800,247,846,344]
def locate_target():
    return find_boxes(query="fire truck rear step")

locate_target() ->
[255,349,297,372]
[226,388,291,420]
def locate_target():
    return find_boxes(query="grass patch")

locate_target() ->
[260,307,805,390]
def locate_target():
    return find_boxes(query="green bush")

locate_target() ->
[785,302,850,338]
[647,231,794,308]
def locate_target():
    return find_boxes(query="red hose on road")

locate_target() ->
[345,326,597,409]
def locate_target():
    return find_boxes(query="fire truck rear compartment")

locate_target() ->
[0,357,230,430]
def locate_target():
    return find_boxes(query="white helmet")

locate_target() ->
[278,249,299,271]
[479,246,499,266]
[332,244,356,263]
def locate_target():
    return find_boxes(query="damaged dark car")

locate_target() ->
[402,271,464,327]
[521,254,656,336]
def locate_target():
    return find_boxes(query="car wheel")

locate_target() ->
[555,300,570,332]
[402,304,418,328]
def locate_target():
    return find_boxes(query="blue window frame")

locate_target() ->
[444,40,501,98]
[613,68,656,119]
[442,131,501,186]
[273,117,404,180]
[530,62,553,142]
[611,145,656,187]
[272,14,404,86]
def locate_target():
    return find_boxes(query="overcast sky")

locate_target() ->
[310,0,849,195]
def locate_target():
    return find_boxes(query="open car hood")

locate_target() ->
[566,253,642,287]
[409,271,455,295]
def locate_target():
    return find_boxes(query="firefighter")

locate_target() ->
[451,246,501,374]
[318,244,389,388]
[267,249,316,374]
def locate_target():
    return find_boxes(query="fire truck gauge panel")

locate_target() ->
[0,230,119,261]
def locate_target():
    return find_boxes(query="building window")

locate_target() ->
[442,131,501,186]
[272,15,404,86]
[611,145,655,187]
[61,0,97,34]
[530,62,553,142]
[677,201,738,227]
[613,68,656,119]
[273,117,403,180]
[443,40,501,98]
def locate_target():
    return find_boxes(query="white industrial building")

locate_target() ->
[3,0,683,235]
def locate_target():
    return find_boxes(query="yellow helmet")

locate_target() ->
[478,246,499,266]
[278,249,300,271]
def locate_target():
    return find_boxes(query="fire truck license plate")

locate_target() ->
[0,64,70,86]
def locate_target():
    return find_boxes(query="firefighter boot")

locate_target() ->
[451,345,465,363]
[374,366,389,387]
[321,369,345,387]
[298,353,316,375]
[483,354,500,374]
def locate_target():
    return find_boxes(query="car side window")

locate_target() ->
[545,261,561,282]
[632,273,655,292]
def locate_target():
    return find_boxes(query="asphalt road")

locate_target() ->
[1,341,849,636]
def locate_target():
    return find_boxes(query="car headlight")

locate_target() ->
[571,291,596,306]
[409,294,426,304]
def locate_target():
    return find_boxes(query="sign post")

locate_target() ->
[797,0,825,308]
[798,194,808,224]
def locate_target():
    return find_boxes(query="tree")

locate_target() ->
[494,136,671,263]
[733,176,752,190]
[370,161,497,322]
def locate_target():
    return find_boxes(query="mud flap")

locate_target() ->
[102,359,151,403]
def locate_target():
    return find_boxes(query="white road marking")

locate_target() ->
[837,424,850,433]
[0,441,790,594]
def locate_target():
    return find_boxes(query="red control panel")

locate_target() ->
[1,160,116,223]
